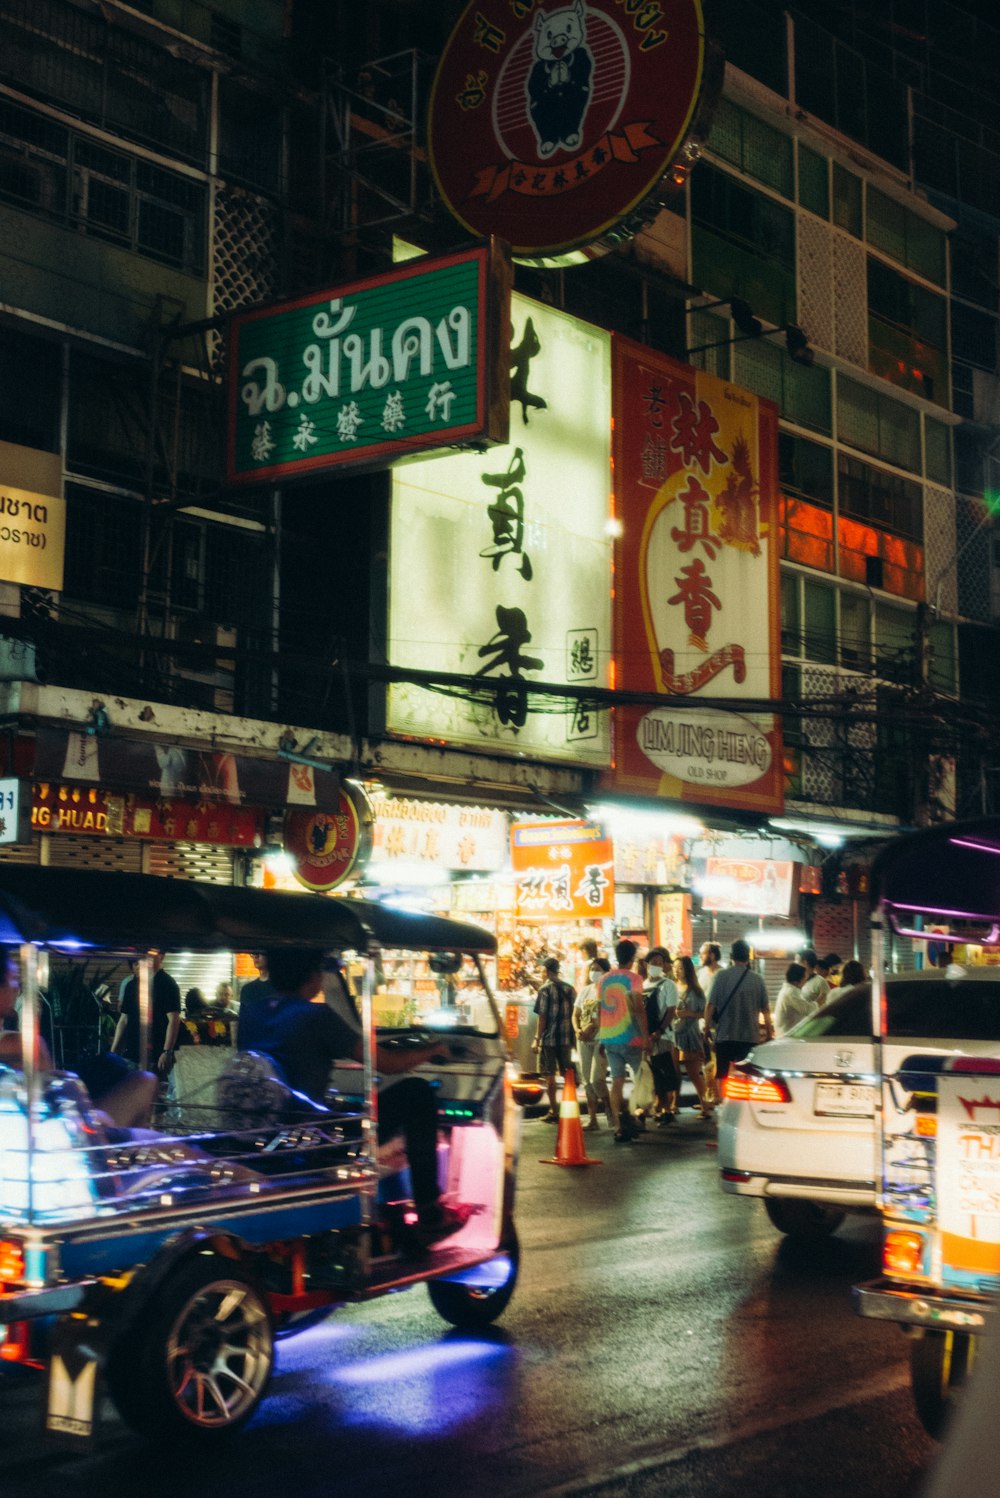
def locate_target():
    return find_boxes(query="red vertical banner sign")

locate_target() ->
[608,337,784,814]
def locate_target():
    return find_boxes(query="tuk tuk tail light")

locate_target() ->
[0,1322,29,1362]
[915,1114,937,1138]
[884,1230,924,1276]
[0,1239,25,1287]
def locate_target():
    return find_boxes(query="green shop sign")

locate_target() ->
[227,241,511,485]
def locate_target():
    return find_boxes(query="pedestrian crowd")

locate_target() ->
[532,937,869,1142]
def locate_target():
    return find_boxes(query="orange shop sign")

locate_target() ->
[510,819,614,920]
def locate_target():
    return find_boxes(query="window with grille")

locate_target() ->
[832,164,862,238]
[838,453,923,542]
[63,482,143,607]
[68,349,147,486]
[0,326,60,451]
[839,591,871,672]
[690,164,795,327]
[951,302,998,373]
[692,165,795,268]
[707,98,793,199]
[867,188,946,286]
[874,602,918,686]
[0,94,205,273]
[793,16,908,173]
[837,375,921,473]
[803,578,836,664]
[779,432,834,506]
[950,224,999,312]
[924,418,952,487]
[797,143,828,218]
[0,0,207,164]
[734,340,831,434]
[928,619,957,695]
[867,257,947,403]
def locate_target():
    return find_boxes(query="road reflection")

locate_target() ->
[262,1321,518,1438]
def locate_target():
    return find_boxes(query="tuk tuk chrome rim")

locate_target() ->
[165,1278,272,1427]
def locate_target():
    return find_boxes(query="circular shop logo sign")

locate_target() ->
[284,788,372,893]
[428,0,710,260]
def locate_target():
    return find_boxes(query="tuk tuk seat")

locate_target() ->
[215,1049,332,1131]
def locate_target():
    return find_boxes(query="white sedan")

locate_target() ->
[718,967,1000,1240]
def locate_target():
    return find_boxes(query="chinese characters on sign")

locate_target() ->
[510,819,615,921]
[388,294,612,766]
[227,243,511,484]
[31,782,265,847]
[368,796,509,873]
[608,338,783,814]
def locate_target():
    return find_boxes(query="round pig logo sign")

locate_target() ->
[284,787,372,893]
[428,0,714,261]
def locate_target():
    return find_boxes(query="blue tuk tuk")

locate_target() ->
[0,867,520,1444]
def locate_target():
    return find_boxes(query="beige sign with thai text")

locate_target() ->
[0,486,65,590]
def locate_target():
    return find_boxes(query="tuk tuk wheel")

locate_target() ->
[426,1237,519,1328]
[910,1328,975,1439]
[763,1199,845,1240]
[107,1256,273,1439]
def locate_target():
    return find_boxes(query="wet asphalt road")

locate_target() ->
[1,1109,942,1498]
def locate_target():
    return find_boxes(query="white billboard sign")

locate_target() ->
[388,296,611,765]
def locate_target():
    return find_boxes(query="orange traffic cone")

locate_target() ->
[541,1066,602,1168]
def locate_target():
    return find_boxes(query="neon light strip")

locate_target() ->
[888,900,1000,921]
[948,837,1000,857]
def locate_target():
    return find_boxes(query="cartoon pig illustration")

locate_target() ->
[526,1,594,158]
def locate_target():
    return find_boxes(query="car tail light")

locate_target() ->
[884,1230,924,1276]
[0,1239,24,1287]
[723,1065,792,1105]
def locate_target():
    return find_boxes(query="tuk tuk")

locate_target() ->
[854,817,1000,1436]
[0,866,520,1446]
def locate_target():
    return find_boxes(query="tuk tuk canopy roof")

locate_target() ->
[0,866,496,955]
[871,817,1000,940]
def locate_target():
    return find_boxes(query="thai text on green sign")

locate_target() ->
[227,248,496,484]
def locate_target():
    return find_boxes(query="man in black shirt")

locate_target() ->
[112,954,182,1076]
[236,952,274,1049]
[239,947,468,1246]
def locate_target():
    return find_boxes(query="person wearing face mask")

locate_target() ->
[643,947,680,1124]
[572,955,611,1131]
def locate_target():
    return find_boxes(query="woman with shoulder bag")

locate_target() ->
[671,955,715,1119]
[572,956,611,1131]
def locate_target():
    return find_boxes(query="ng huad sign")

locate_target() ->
[227,241,512,485]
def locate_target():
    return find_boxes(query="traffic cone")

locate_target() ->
[541,1065,602,1168]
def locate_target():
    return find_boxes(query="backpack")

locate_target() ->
[644,981,670,1035]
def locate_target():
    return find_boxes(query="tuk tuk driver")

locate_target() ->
[239,947,469,1247]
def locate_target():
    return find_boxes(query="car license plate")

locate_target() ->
[814,1082,874,1117]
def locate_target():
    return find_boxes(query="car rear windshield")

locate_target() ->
[792,976,1000,1042]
